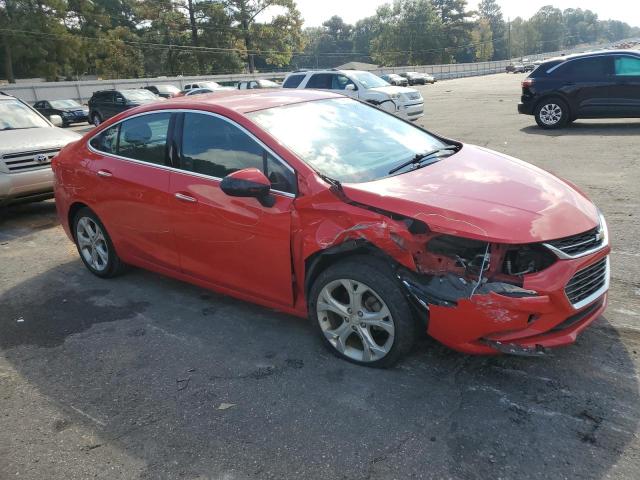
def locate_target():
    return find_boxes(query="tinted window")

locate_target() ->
[93,92,112,102]
[615,56,640,76]
[180,113,296,193]
[555,57,611,79]
[305,73,332,89]
[118,113,171,164]
[282,74,305,88]
[90,124,119,154]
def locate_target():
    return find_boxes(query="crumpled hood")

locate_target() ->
[341,144,598,244]
[0,127,81,156]
[369,85,421,97]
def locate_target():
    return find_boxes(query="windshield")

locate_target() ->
[258,79,279,87]
[249,97,449,183]
[0,99,50,130]
[121,89,158,102]
[156,85,180,93]
[50,99,82,109]
[350,71,389,89]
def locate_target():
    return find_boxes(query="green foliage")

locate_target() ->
[0,0,639,81]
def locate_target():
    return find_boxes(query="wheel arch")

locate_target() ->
[67,201,91,240]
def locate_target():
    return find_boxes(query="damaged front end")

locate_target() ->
[392,229,572,355]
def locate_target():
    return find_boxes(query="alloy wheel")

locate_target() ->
[316,279,395,363]
[539,103,562,125]
[76,216,109,272]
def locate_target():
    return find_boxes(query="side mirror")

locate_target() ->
[345,84,356,91]
[49,115,63,127]
[220,168,275,207]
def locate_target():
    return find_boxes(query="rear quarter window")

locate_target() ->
[282,74,305,88]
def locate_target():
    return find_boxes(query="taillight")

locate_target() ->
[522,78,534,88]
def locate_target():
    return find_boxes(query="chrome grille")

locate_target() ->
[565,257,609,308]
[544,226,604,258]
[1,148,59,172]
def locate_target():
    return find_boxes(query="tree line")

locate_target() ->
[1,0,638,82]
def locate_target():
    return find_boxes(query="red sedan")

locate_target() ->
[52,90,610,367]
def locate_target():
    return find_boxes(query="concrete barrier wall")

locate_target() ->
[0,46,600,104]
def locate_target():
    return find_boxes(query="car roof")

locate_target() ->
[547,49,640,63]
[144,89,343,114]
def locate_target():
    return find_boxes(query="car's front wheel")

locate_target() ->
[73,208,126,278]
[309,256,416,368]
[535,98,569,129]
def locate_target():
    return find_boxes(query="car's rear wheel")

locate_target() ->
[309,256,416,368]
[535,98,569,129]
[73,208,126,278]
[91,112,102,127]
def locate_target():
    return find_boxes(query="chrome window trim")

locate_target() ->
[566,256,610,311]
[86,108,297,198]
[546,52,640,74]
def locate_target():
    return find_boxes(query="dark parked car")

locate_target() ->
[506,63,526,74]
[88,89,161,126]
[518,50,640,129]
[143,84,180,98]
[34,99,89,126]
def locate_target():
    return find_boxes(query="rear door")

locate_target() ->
[553,56,613,117]
[87,112,180,270]
[168,111,296,305]
[609,55,640,117]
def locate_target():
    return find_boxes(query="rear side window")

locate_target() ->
[118,113,171,165]
[282,74,305,88]
[180,112,296,194]
[305,73,332,89]
[554,57,611,79]
[90,125,119,154]
[614,56,640,76]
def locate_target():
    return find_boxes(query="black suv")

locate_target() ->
[518,50,640,129]
[88,89,160,126]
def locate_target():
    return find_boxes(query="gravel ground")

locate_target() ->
[1,73,639,480]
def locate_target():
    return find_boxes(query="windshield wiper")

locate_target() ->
[319,173,343,191]
[388,146,459,175]
[0,126,37,131]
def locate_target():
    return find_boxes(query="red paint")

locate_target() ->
[53,90,609,355]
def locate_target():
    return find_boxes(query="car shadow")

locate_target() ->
[521,121,640,137]
[1,260,639,479]
[0,199,60,241]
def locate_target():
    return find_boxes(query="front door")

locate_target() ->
[555,56,613,117]
[609,55,640,117]
[86,112,180,270]
[169,111,297,306]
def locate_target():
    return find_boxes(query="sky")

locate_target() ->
[293,0,640,28]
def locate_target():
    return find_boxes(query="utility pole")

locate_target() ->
[507,18,511,60]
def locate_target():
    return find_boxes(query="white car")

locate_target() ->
[282,70,424,121]
[182,81,234,93]
[0,93,81,206]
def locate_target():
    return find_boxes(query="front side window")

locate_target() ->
[0,99,51,130]
[249,97,449,183]
[332,75,356,90]
[90,124,119,154]
[180,113,296,194]
[614,56,640,76]
[118,113,171,164]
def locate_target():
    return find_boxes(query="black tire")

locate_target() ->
[91,112,102,127]
[535,97,570,129]
[72,207,127,278]
[308,256,416,368]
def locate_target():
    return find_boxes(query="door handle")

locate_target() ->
[97,169,112,177]
[174,192,197,203]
